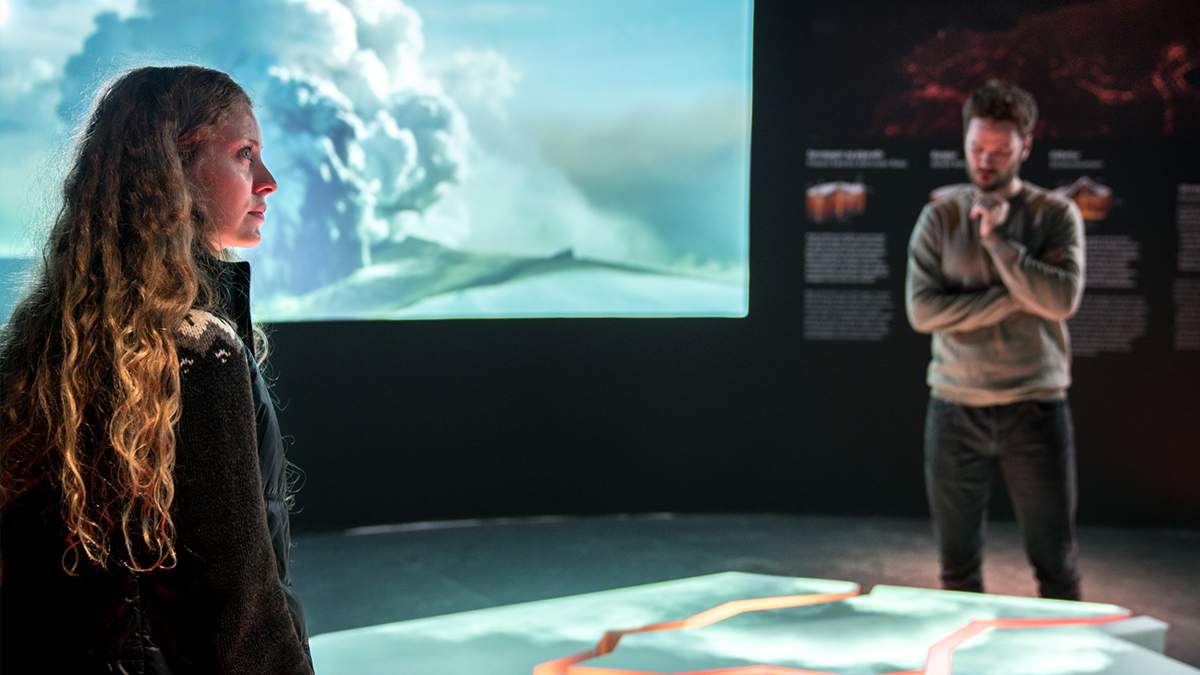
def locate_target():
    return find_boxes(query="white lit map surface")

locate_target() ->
[309,572,1197,674]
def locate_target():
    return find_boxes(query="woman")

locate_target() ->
[0,66,313,674]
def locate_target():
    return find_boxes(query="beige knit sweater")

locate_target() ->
[905,183,1086,406]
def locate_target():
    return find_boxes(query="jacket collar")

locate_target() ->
[210,258,255,350]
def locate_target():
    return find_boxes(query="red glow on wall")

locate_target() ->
[864,0,1199,137]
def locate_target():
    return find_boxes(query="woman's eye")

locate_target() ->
[238,148,253,160]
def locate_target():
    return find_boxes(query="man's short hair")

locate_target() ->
[962,80,1038,137]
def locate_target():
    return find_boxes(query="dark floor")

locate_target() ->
[290,513,1200,668]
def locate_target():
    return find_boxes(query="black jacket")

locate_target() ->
[0,261,312,674]
[215,259,310,658]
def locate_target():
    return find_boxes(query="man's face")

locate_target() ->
[964,117,1030,193]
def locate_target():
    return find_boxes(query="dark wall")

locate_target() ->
[269,0,1200,533]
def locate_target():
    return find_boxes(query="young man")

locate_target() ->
[905,80,1086,600]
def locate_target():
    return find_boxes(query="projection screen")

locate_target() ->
[0,0,753,321]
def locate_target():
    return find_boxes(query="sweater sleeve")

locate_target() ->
[982,197,1086,321]
[906,202,1021,333]
[173,311,313,675]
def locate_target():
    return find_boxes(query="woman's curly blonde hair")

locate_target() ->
[1,65,252,573]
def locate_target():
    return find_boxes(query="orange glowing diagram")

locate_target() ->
[532,588,1130,675]
[805,182,866,223]
[1054,177,1113,221]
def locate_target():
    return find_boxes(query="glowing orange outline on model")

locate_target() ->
[532,587,1131,675]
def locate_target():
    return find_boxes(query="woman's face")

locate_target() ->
[189,104,276,250]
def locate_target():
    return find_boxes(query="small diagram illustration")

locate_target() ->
[806,182,866,223]
[1054,176,1114,220]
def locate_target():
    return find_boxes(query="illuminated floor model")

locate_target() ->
[309,572,1197,675]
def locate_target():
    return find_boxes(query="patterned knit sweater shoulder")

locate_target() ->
[170,310,312,674]
[0,310,312,675]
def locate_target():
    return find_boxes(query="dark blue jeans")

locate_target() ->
[924,397,1081,600]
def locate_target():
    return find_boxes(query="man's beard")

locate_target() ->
[968,160,1020,193]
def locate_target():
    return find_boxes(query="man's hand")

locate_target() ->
[970,192,1009,239]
